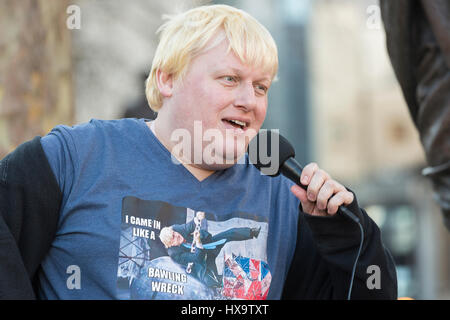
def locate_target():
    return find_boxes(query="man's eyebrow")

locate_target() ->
[214,67,271,83]
[255,76,272,84]
[212,67,239,75]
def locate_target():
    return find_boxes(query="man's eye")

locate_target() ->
[255,84,268,95]
[223,76,237,82]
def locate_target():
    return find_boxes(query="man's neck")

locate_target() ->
[146,120,215,182]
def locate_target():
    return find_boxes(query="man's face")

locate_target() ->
[169,230,185,247]
[162,37,272,170]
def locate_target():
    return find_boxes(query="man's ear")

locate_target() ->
[156,69,174,98]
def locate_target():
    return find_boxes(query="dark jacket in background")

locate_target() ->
[380,0,450,230]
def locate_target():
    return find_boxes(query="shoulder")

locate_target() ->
[45,118,142,139]
[41,118,143,153]
[39,118,145,182]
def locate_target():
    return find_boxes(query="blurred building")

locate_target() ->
[70,0,209,123]
[0,0,74,158]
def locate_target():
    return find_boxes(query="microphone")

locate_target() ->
[248,130,360,223]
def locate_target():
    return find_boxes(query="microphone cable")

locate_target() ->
[337,205,365,300]
[346,218,364,300]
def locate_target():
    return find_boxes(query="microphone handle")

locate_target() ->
[282,158,360,223]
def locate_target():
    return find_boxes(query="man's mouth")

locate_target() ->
[222,118,248,131]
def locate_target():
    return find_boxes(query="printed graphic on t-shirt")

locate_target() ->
[116,196,271,300]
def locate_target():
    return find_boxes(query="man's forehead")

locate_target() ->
[195,38,273,80]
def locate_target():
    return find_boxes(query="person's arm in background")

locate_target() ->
[380,0,450,231]
[0,137,62,299]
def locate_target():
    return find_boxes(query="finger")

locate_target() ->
[316,180,336,210]
[316,179,347,210]
[307,169,330,202]
[291,184,308,204]
[300,162,319,186]
[311,206,329,217]
[291,185,315,214]
[327,190,354,215]
[302,200,316,215]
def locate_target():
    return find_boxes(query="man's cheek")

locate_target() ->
[259,105,268,124]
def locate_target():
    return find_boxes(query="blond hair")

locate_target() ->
[159,226,174,248]
[145,4,279,112]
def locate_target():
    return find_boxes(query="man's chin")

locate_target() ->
[200,152,247,171]
[200,163,235,171]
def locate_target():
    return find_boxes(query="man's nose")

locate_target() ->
[234,82,257,111]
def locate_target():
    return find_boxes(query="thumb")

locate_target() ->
[290,184,314,214]
[290,184,307,203]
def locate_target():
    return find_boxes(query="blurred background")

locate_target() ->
[0,0,448,299]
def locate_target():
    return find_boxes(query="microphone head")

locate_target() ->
[248,130,295,176]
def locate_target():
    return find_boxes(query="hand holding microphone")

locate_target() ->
[290,162,354,218]
[248,130,360,223]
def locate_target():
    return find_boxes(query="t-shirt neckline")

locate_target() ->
[138,118,222,187]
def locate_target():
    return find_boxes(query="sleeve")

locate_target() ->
[0,137,62,299]
[40,124,80,206]
[172,220,196,240]
[381,0,450,229]
[282,194,398,300]
[39,120,106,211]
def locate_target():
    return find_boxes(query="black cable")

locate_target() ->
[347,219,364,300]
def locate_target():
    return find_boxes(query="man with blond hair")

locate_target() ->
[0,4,396,300]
